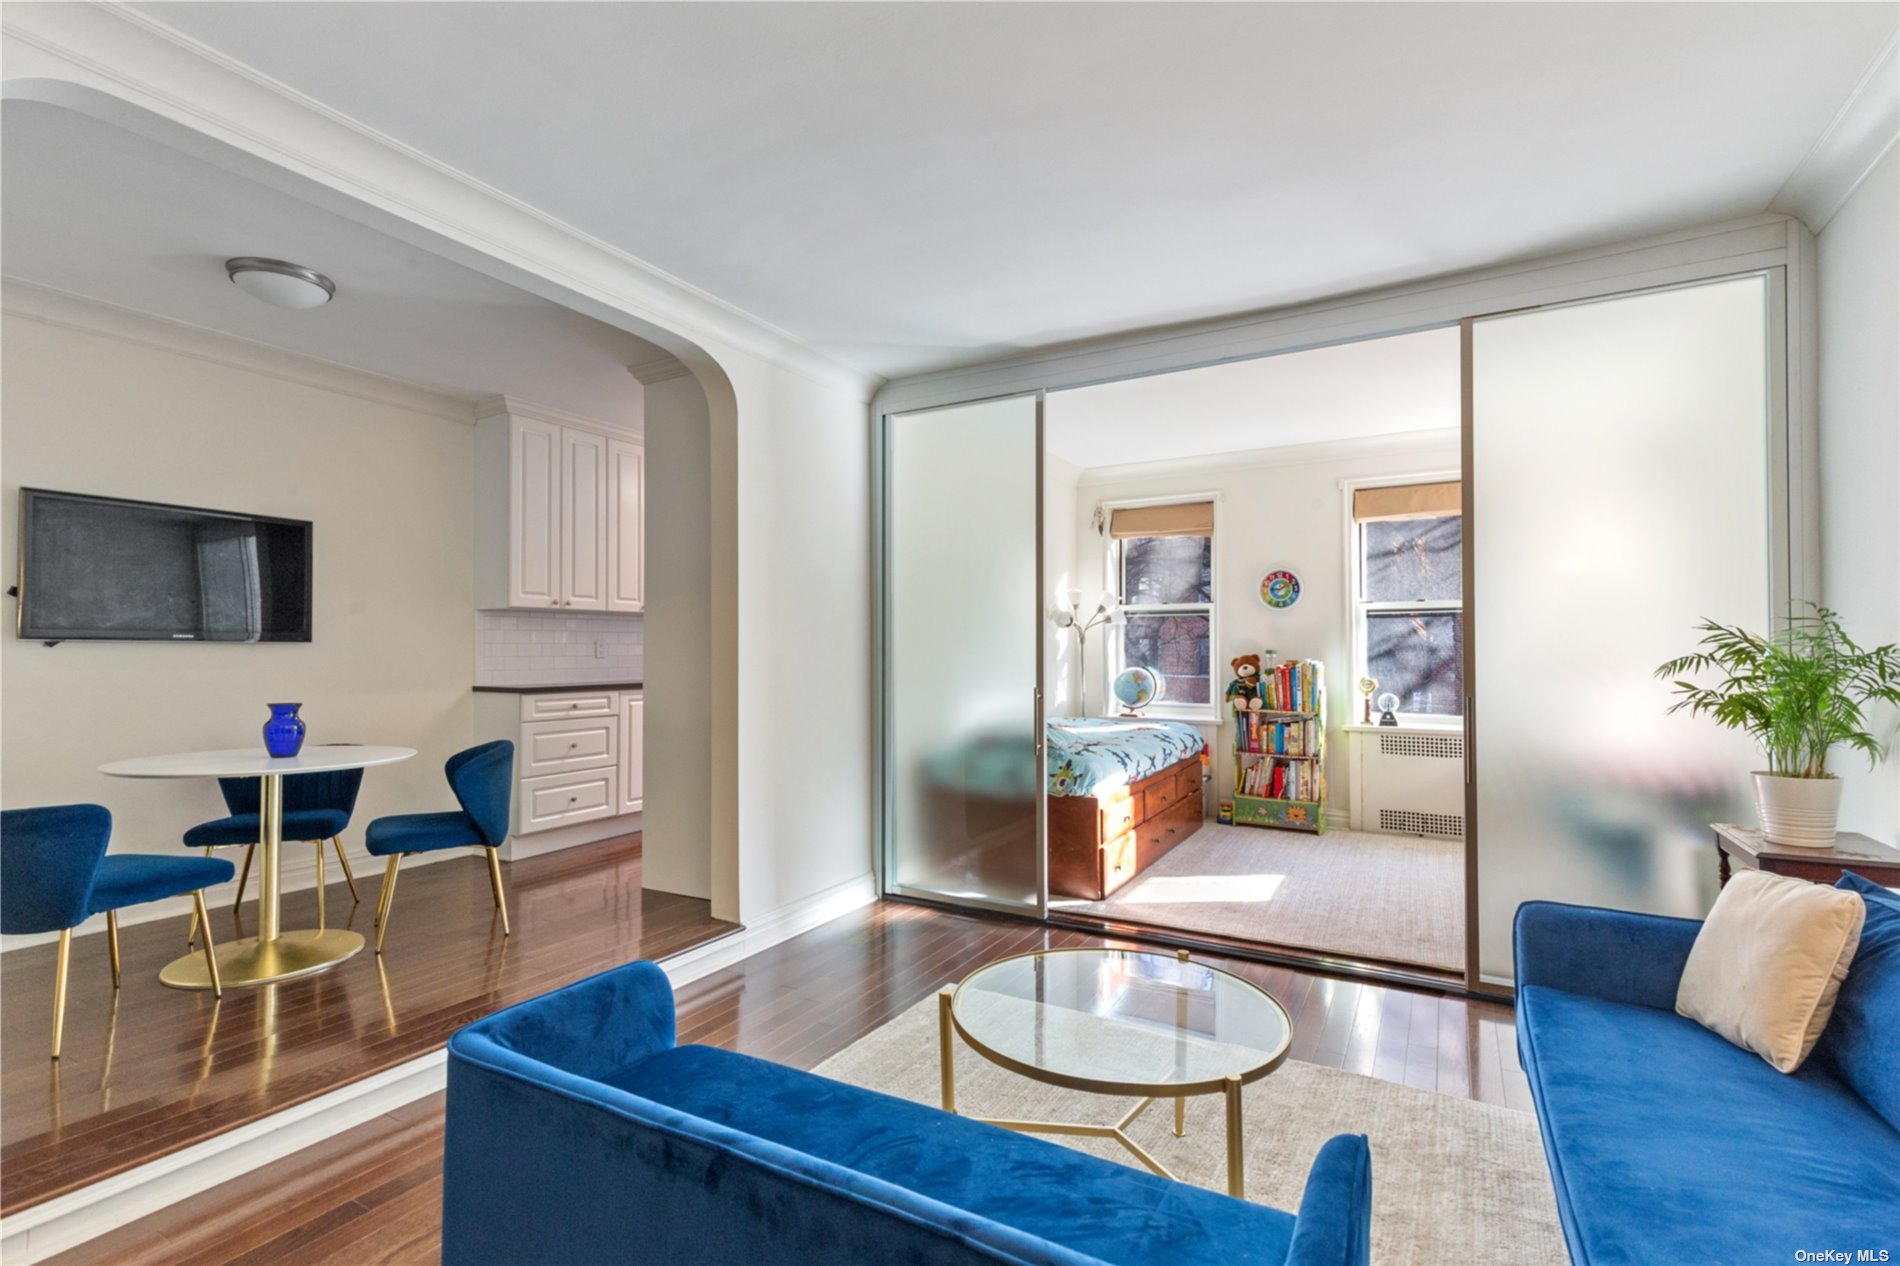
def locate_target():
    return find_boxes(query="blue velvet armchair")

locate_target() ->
[1,804,233,1058]
[443,960,1374,1266]
[364,741,514,954]
[183,767,365,940]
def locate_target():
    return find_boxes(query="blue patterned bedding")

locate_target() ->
[1046,717,1206,798]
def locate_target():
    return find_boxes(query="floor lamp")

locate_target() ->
[1053,589,1123,716]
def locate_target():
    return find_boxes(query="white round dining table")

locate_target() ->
[99,745,416,989]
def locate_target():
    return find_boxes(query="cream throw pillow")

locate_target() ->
[1676,869,1865,1073]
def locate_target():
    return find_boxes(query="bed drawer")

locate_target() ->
[1099,831,1139,898]
[1136,797,1204,872]
[1098,792,1137,841]
[1138,761,1199,821]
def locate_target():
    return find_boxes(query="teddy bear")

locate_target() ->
[1226,653,1266,711]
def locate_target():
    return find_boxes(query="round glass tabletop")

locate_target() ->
[949,947,1292,1095]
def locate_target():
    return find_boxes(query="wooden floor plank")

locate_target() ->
[2,833,736,1215]
[45,896,1523,1266]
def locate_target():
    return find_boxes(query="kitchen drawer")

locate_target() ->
[520,690,618,722]
[1098,831,1138,898]
[521,715,619,776]
[518,767,619,833]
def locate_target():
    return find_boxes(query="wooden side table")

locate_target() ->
[1712,822,1900,888]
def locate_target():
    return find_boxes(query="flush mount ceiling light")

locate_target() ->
[224,257,335,310]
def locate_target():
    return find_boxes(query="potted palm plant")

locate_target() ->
[1657,606,1900,847]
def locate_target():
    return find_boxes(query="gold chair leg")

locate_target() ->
[332,838,360,904]
[106,911,122,989]
[316,841,328,930]
[192,892,223,998]
[375,856,402,954]
[188,846,215,948]
[232,843,255,911]
[486,848,511,937]
[51,929,72,1061]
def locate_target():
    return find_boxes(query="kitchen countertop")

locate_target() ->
[472,682,643,694]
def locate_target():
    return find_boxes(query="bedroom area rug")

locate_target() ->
[1051,823,1466,971]
[815,998,1564,1266]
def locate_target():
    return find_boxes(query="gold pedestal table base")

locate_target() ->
[160,929,366,990]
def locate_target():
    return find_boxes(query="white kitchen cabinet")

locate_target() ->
[475,400,641,612]
[508,414,562,609]
[619,691,644,814]
[606,439,644,613]
[561,428,609,611]
[474,687,644,858]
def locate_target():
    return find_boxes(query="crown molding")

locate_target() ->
[473,393,640,436]
[1,279,476,423]
[1071,428,1461,489]
[0,2,881,402]
[625,355,694,386]
[1770,29,1900,233]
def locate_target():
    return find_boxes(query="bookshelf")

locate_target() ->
[1228,658,1327,834]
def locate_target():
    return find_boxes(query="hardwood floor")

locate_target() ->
[46,897,1529,1266]
[1,834,735,1216]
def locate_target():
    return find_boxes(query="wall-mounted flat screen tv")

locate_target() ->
[16,489,312,643]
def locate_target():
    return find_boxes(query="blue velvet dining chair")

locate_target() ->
[364,741,514,954]
[1,804,232,1058]
[183,768,365,941]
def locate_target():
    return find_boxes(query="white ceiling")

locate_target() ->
[1,101,661,426]
[131,2,1897,381]
[1046,326,1459,471]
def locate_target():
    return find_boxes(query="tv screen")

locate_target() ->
[16,489,312,643]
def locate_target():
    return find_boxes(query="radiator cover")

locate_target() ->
[1348,729,1465,837]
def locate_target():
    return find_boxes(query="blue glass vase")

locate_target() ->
[263,703,306,758]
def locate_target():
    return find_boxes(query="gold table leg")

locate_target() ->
[160,773,365,990]
[937,987,957,1114]
[1223,1073,1245,1198]
[1175,1094,1186,1138]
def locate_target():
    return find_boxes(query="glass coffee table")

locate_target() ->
[938,946,1292,1197]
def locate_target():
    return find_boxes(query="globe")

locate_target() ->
[1111,666,1163,712]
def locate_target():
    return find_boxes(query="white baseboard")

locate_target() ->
[659,870,877,982]
[0,871,879,1263]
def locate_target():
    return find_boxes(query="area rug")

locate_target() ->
[1053,824,1466,972]
[814,998,1563,1266]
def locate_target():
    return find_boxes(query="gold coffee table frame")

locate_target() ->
[938,947,1291,1198]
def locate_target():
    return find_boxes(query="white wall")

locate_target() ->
[725,356,876,922]
[1068,432,1462,817]
[1818,145,1900,847]
[0,301,476,935]
[642,373,714,902]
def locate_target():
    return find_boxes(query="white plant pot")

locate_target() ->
[1752,772,1842,848]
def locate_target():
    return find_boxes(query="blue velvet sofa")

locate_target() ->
[1514,877,1900,1266]
[443,960,1372,1266]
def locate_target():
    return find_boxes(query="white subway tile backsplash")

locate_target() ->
[474,610,642,687]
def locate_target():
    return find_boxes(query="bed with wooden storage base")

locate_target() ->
[1044,718,1207,901]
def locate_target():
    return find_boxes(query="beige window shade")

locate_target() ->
[1352,481,1461,522]
[1108,501,1214,539]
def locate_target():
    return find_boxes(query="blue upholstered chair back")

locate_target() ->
[446,741,514,847]
[217,768,366,820]
[0,804,111,935]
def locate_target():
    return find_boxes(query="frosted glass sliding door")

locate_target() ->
[883,395,1044,913]
[1470,275,1774,983]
